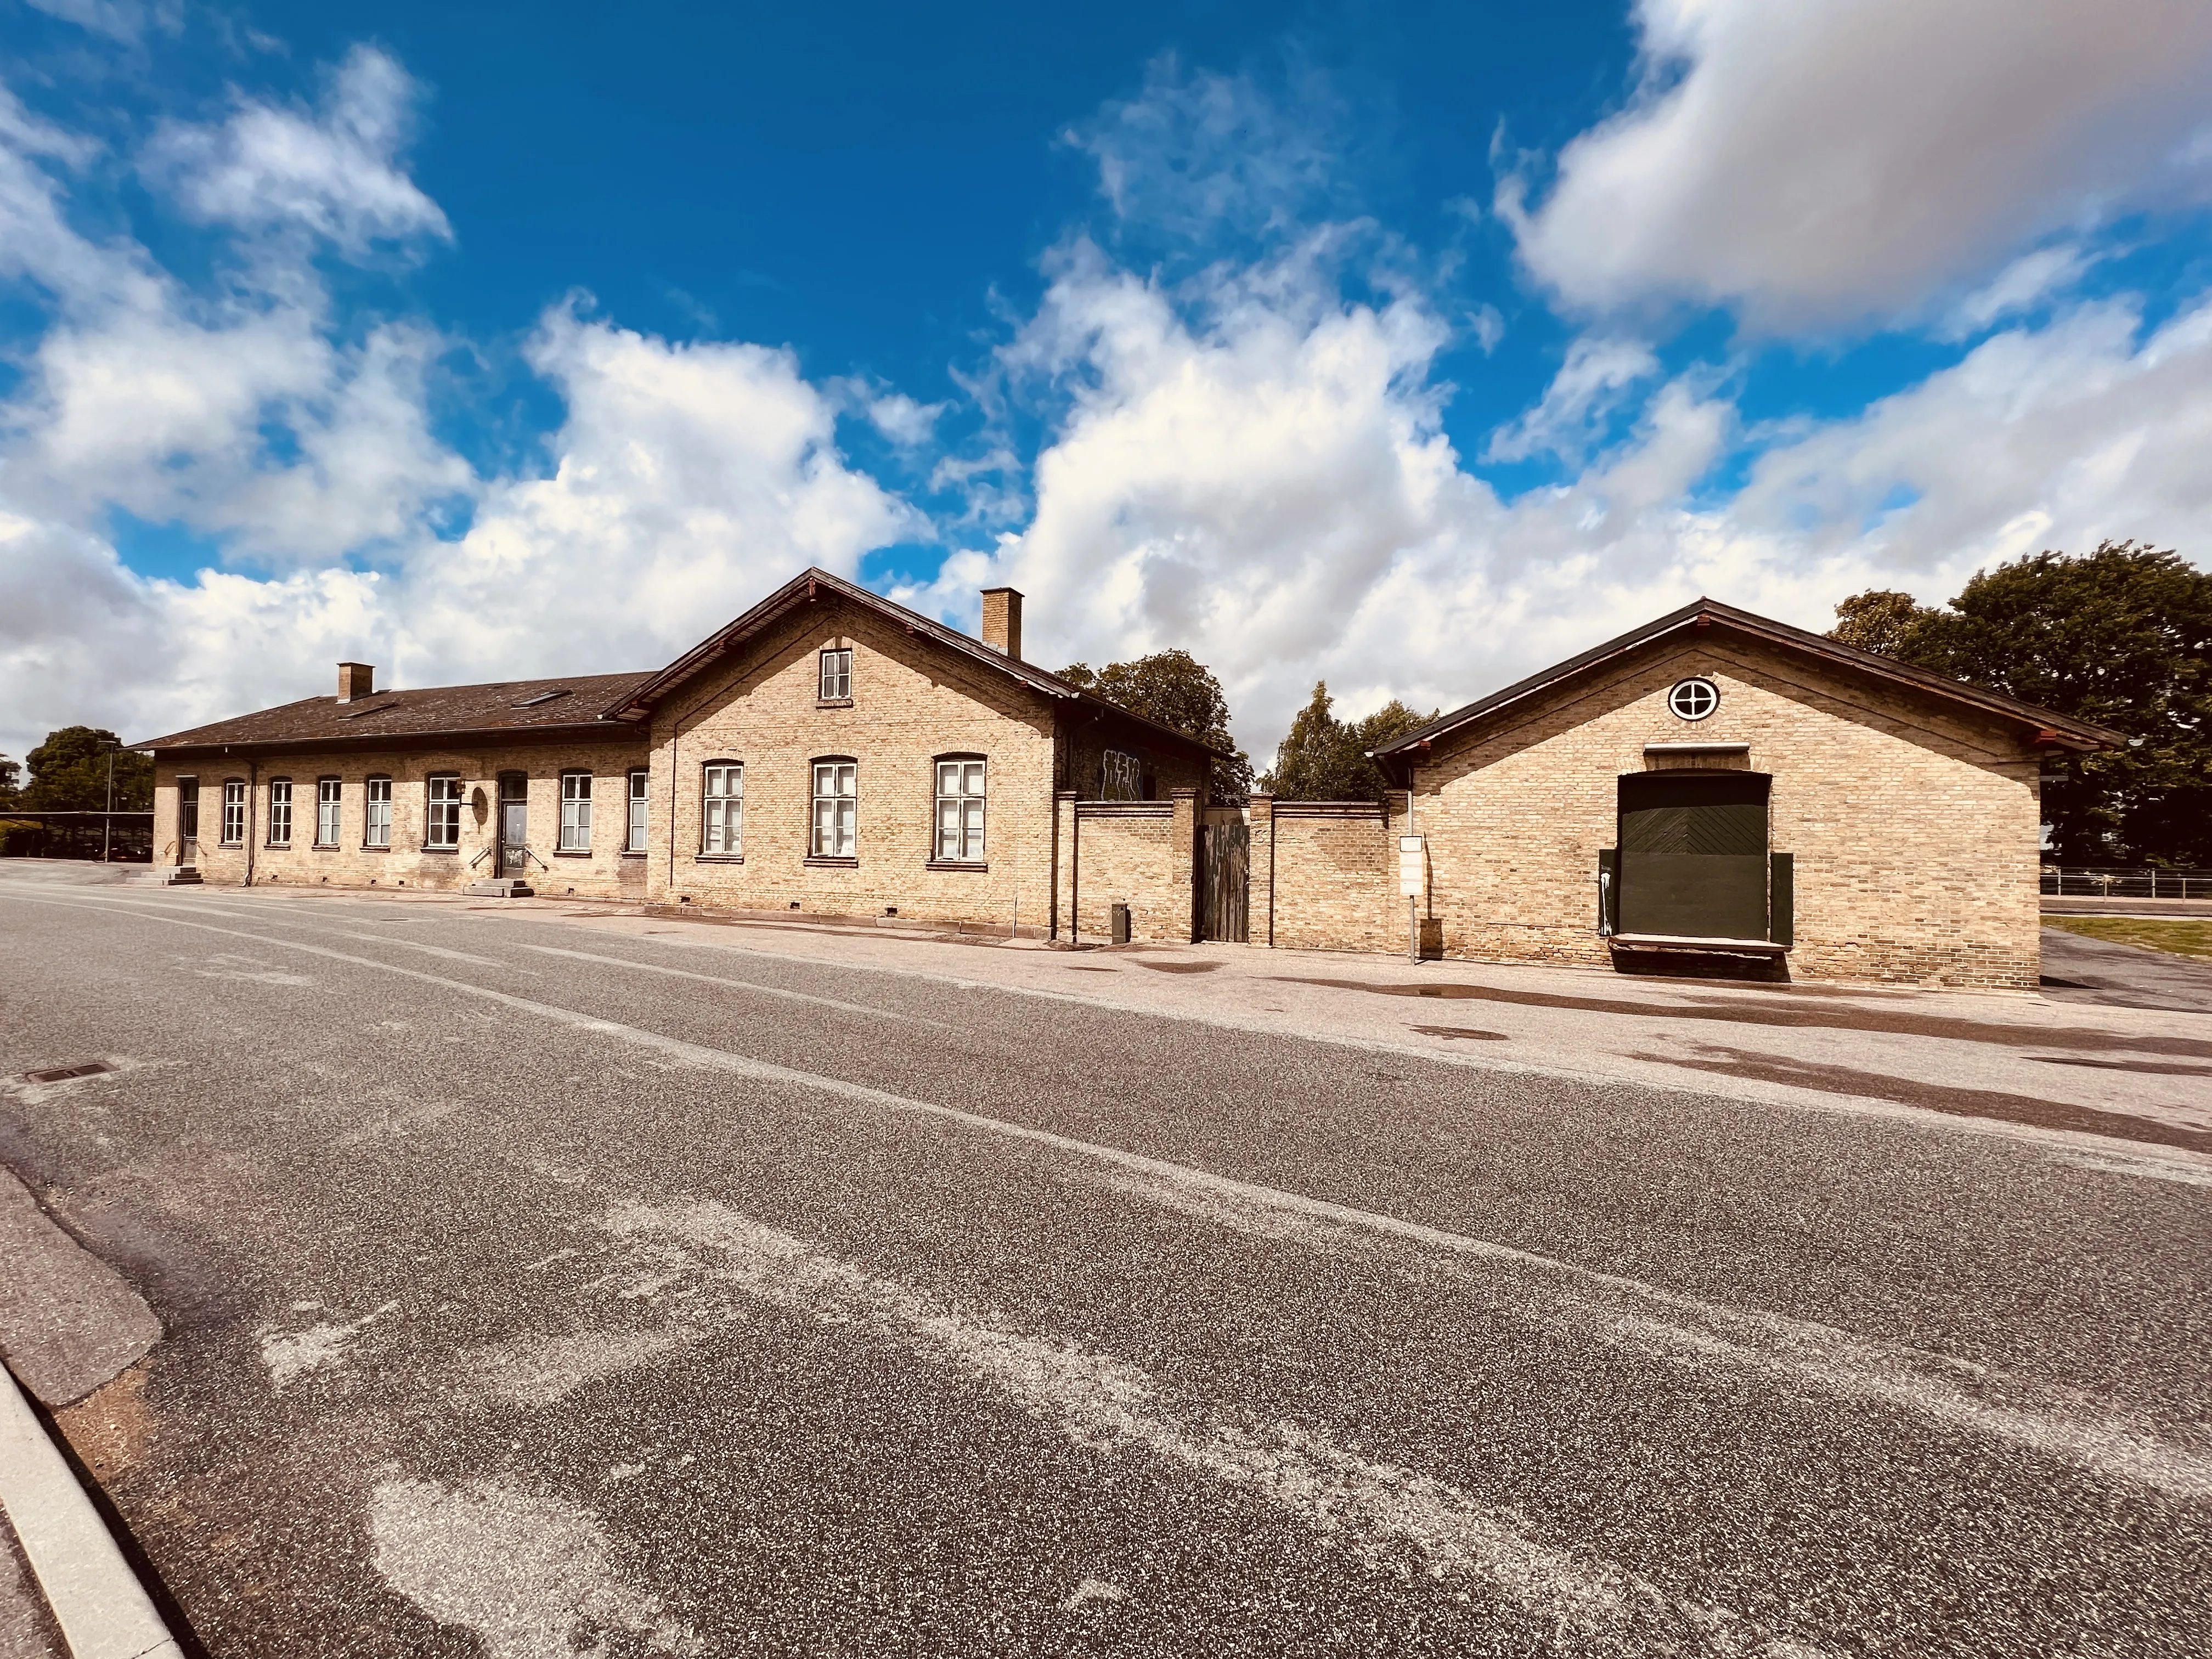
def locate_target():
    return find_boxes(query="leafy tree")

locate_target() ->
[1060,649,1254,802]
[0,754,18,808]
[1260,681,1432,804]
[1828,590,1936,657]
[20,727,153,812]
[1831,541,2212,865]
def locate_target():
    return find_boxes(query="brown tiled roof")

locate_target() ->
[1370,596,2126,780]
[136,671,657,754]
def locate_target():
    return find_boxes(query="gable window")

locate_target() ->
[819,647,853,701]
[627,770,650,852]
[364,776,393,848]
[935,759,985,863]
[560,770,594,850]
[702,763,743,855]
[1101,749,1145,801]
[426,775,462,849]
[266,778,292,846]
[219,780,246,846]
[811,760,856,857]
[316,778,342,846]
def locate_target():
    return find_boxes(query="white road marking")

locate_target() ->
[610,1200,1830,1657]
[11,889,2209,1500]
[510,940,940,1024]
[368,1475,702,1657]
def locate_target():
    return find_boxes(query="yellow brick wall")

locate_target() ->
[1409,636,2043,989]
[1264,802,1404,952]
[1054,792,1198,943]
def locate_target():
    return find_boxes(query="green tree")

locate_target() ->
[1059,649,1254,802]
[20,727,153,812]
[1833,542,2212,865]
[0,754,19,808]
[1260,681,1432,804]
[1828,589,1936,657]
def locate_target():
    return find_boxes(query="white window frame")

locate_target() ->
[316,777,342,847]
[702,763,743,855]
[811,760,856,857]
[627,770,650,853]
[219,780,246,846]
[1101,749,1144,801]
[266,778,292,846]
[559,770,594,851]
[425,774,462,849]
[934,758,986,863]
[819,647,853,701]
[364,775,393,848]
[1667,678,1719,721]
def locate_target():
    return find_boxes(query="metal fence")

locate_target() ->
[2042,866,2212,899]
[0,810,154,862]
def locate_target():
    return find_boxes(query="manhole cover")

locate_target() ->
[21,1060,112,1084]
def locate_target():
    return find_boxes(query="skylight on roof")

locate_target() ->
[511,687,572,708]
[336,700,399,719]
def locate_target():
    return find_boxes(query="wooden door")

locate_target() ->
[497,774,529,877]
[1202,817,1250,943]
[1617,772,1769,941]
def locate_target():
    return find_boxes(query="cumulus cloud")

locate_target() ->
[1482,336,1660,464]
[1503,0,2212,329]
[144,46,450,252]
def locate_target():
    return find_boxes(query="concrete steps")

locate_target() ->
[465,878,534,898]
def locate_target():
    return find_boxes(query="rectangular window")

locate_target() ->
[267,779,292,845]
[1101,749,1144,801]
[819,647,853,701]
[811,761,856,857]
[935,760,985,862]
[560,771,593,850]
[364,776,393,848]
[702,764,743,854]
[627,770,649,852]
[317,778,341,846]
[220,781,246,845]
[426,775,462,849]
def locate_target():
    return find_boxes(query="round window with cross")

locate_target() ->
[1667,677,1719,720]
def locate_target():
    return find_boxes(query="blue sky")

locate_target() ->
[4,0,2212,761]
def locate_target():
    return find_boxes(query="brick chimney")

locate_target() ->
[980,587,1023,660]
[337,661,375,702]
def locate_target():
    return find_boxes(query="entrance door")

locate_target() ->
[496,774,529,877]
[1617,772,1769,940]
[1201,812,1249,943]
[177,778,200,866]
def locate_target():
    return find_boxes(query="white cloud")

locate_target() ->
[1482,336,1659,464]
[145,46,449,252]
[23,0,180,44]
[1503,0,2212,329]
[1941,244,2098,339]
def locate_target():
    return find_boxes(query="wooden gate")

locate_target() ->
[1202,813,1250,943]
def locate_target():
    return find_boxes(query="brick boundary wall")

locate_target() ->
[1054,790,1198,944]
[1251,797,1406,954]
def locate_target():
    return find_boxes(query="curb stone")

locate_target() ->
[0,1365,178,1659]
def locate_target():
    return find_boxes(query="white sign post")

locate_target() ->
[1398,834,1424,961]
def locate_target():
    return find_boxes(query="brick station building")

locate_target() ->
[139,568,1218,936]
[1362,598,2123,989]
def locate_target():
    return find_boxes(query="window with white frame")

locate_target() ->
[266,778,292,845]
[316,777,342,845]
[702,763,743,855]
[426,775,461,849]
[220,780,246,845]
[627,770,650,852]
[1101,749,1144,801]
[819,647,853,701]
[364,776,393,847]
[811,760,856,857]
[935,759,985,862]
[560,770,593,850]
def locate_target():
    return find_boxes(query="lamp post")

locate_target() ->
[102,741,116,862]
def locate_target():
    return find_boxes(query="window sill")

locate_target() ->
[265,843,291,851]
[552,849,592,858]
[694,854,744,864]
[816,698,854,709]
[926,860,988,872]
[420,845,459,854]
[359,844,391,853]
[312,843,339,851]
[620,850,650,860]
[803,855,859,868]
[217,842,242,850]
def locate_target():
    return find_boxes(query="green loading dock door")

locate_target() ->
[1616,771,1770,941]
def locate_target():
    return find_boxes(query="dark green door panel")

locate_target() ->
[1617,772,1770,940]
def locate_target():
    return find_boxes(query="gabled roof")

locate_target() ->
[605,567,1229,759]
[1370,596,2126,780]
[137,567,1228,761]
[137,672,659,754]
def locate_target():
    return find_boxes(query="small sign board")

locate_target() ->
[1398,834,1424,896]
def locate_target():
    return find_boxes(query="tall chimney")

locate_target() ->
[337,662,375,702]
[980,588,1023,660]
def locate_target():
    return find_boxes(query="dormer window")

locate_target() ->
[819,648,853,702]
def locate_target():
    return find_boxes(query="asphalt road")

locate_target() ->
[1,870,2207,1658]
